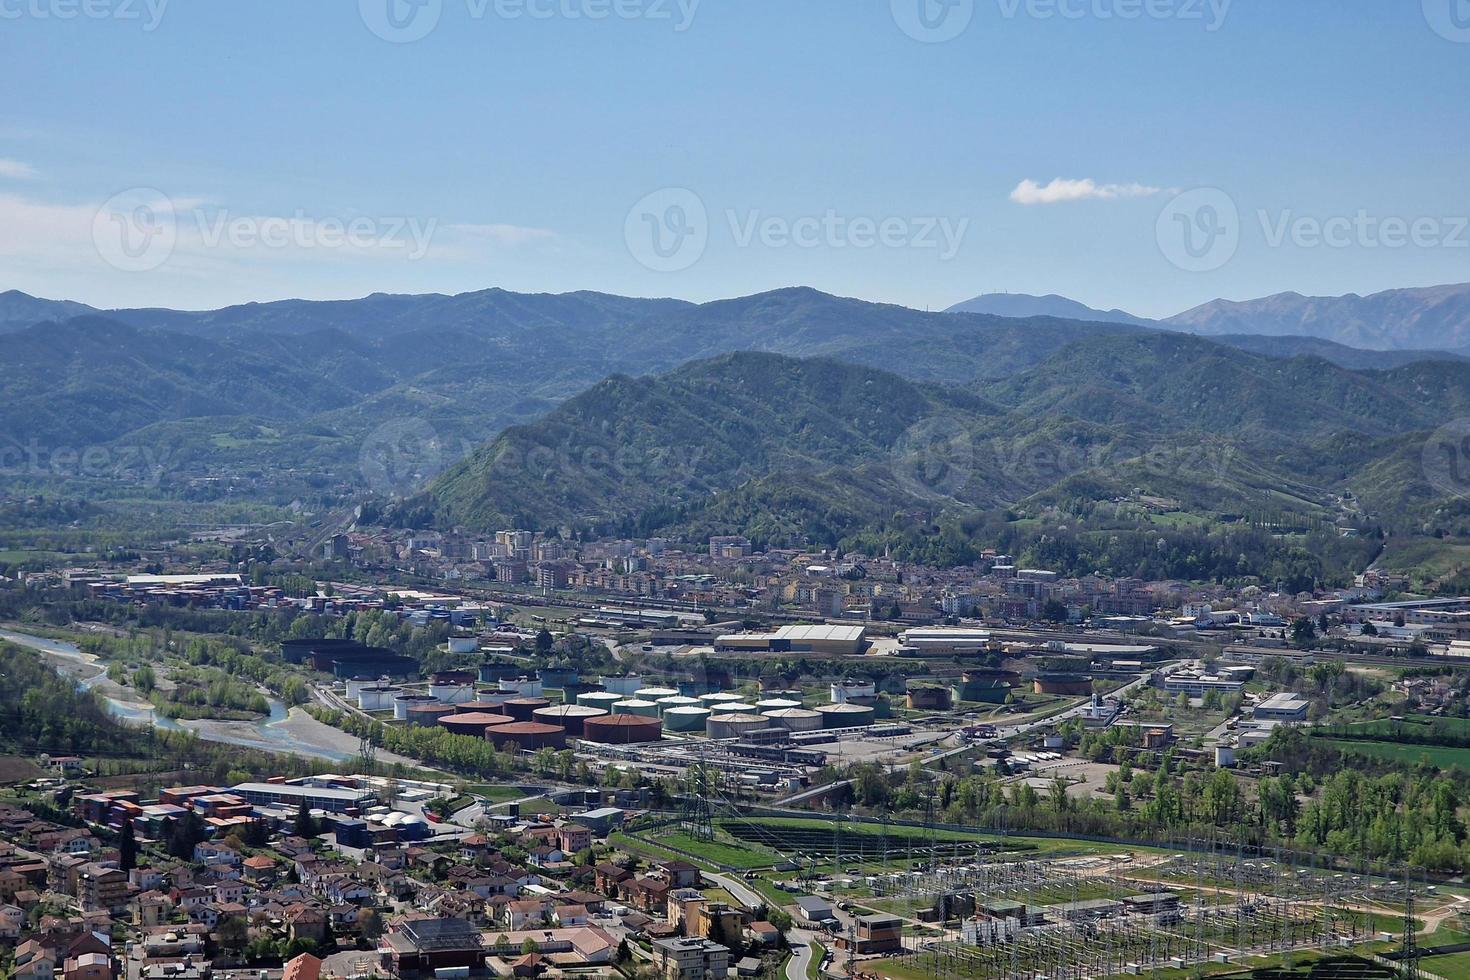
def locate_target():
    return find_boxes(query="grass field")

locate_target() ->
[1316,737,1470,771]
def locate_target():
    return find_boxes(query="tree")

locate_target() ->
[535,629,554,654]
[359,908,384,941]
[218,914,249,952]
[296,797,315,838]
[520,938,540,955]
[118,819,137,872]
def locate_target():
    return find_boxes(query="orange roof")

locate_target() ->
[282,953,322,980]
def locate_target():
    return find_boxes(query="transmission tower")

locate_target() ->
[1402,866,1421,980]
[681,744,714,841]
[358,724,378,776]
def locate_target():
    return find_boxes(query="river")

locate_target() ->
[0,627,356,762]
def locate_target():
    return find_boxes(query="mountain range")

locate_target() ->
[7,282,1470,582]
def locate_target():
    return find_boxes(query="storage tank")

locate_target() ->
[533,704,608,737]
[599,675,643,697]
[498,676,544,698]
[662,705,713,733]
[815,702,876,729]
[406,703,455,727]
[699,692,745,709]
[428,679,475,704]
[392,693,438,721]
[907,686,954,710]
[952,669,1017,704]
[357,685,400,712]
[478,661,520,684]
[454,699,509,715]
[706,712,769,740]
[1033,673,1094,696]
[345,676,383,701]
[489,722,566,751]
[830,681,877,704]
[760,707,824,733]
[717,702,758,715]
[578,691,626,712]
[613,698,660,719]
[540,665,580,688]
[582,713,663,745]
[634,687,680,702]
[657,696,701,715]
[756,698,803,713]
[503,697,552,722]
[438,712,517,739]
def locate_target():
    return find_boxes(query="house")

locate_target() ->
[242,855,276,883]
[77,863,128,913]
[595,863,631,898]
[382,916,487,976]
[13,941,58,980]
[131,893,170,928]
[504,898,552,930]
[192,841,241,866]
[556,823,592,855]
[0,902,24,939]
[286,903,329,945]
[282,953,323,980]
[64,952,114,980]
[659,861,701,889]
[746,921,779,946]
[651,937,730,980]
[627,875,671,913]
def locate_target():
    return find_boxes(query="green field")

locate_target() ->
[1316,738,1470,771]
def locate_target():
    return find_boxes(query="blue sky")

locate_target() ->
[1,0,1467,317]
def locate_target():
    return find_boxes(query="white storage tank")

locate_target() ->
[345,676,386,700]
[699,693,745,709]
[613,698,661,719]
[634,687,680,702]
[578,691,626,712]
[657,695,701,715]
[830,681,877,704]
[756,698,803,713]
[762,707,824,733]
[429,680,475,704]
[358,684,401,712]
[816,702,876,729]
[393,693,439,721]
[706,712,770,740]
[599,675,643,696]
[498,676,544,698]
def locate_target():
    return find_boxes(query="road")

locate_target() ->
[705,871,824,980]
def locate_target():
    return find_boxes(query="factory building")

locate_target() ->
[231,782,375,813]
[714,624,867,655]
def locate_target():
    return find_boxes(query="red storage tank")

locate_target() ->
[532,704,608,737]
[503,697,552,721]
[581,713,663,745]
[488,722,566,751]
[438,712,517,739]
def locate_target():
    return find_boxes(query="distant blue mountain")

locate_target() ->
[944,292,1153,326]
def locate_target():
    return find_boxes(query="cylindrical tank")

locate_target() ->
[613,699,660,719]
[533,704,608,737]
[345,676,382,701]
[761,707,823,733]
[541,665,579,688]
[599,675,643,697]
[439,712,517,738]
[358,685,400,711]
[454,699,509,715]
[706,712,769,740]
[756,698,803,713]
[953,669,1017,704]
[634,687,680,702]
[815,702,876,729]
[907,686,954,710]
[578,691,626,712]
[718,703,758,715]
[699,693,745,709]
[830,681,877,704]
[662,705,713,733]
[478,662,519,684]
[1033,673,1094,696]
[503,697,552,722]
[498,677,544,698]
[392,693,438,721]
[582,713,663,745]
[406,703,454,727]
[488,722,566,751]
[657,696,701,715]
[429,680,475,704]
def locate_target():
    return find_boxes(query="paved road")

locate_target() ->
[706,871,824,980]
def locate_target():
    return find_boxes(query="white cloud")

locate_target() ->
[1010,177,1163,206]
[0,158,38,180]
[447,222,558,246]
